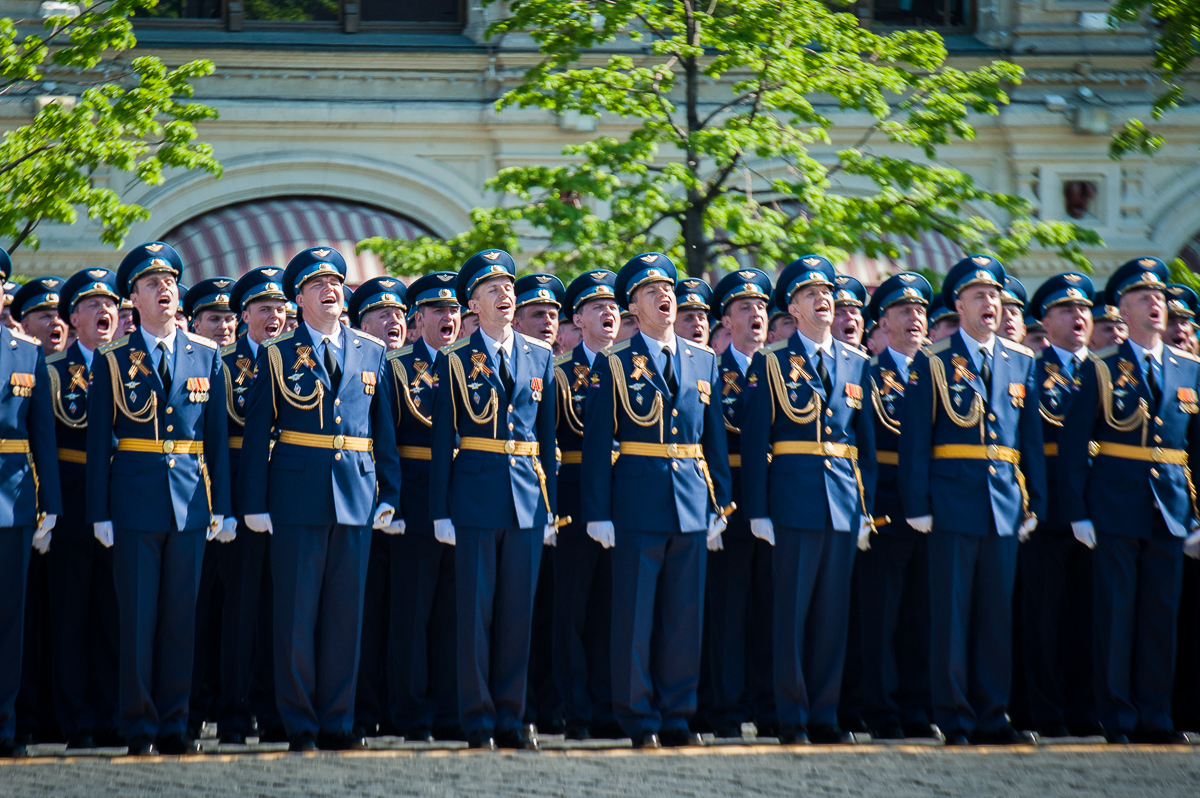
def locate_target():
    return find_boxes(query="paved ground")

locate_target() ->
[2,742,1198,798]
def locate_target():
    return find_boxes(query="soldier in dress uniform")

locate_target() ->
[214,267,289,745]
[898,255,1045,746]
[1059,257,1200,745]
[378,271,462,743]
[240,247,401,752]
[582,252,732,749]
[1166,284,1200,355]
[15,277,69,356]
[832,275,866,351]
[674,278,712,347]
[855,272,937,741]
[1089,293,1127,351]
[186,279,239,348]
[346,276,409,739]
[282,301,299,335]
[1020,272,1100,740]
[1000,276,1028,344]
[86,242,233,756]
[927,295,960,344]
[551,269,621,741]
[700,268,776,740]
[45,268,122,751]
[1,279,20,330]
[428,249,559,751]
[741,256,876,745]
[1024,315,1048,353]
[0,252,62,759]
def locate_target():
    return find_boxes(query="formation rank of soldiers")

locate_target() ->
[0,241,1198,759]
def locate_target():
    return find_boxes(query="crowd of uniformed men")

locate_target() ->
[1,239,1199,758]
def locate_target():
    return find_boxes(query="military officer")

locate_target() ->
[551,269,621,741]
[1165,284,1199,355]
[350,276,408,351]
[1000,276,1028,344]
[898,255,1045,746]
[0,251,62,759]
[855,272,937,741]
[701,268,776,740]
[86,242,232,756]
[927,295,960,344]
[1020,272,1099,740]
[14,277,69,355]
[378,271,461,743]
[512,273,564,347]
[674,278,712,346]
[740,256,876,745]
[185,278,238,348]
[582,252,732,749]
[1090,293,1127,351]
[240,247,401,752]
[1059,257,1200,745]
[428,249,559,751]
[1024,315,1048,353]
[1,279,19,330]
[832,275,867,351]
[45,268,123,750]
[282,301,299,335]
[214,267,289,745]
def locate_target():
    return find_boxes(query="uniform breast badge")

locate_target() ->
[293,346,316,371]
[845,383,862,409]
[127,350,152,379]
[361,371,376,395]
[1179,387,1199,414]
[1008,382,1025,408]
[1115,360,1139,389]
[630,355,654,382]
[9,372,33,398]
[697,379,711,405]
[235,356,255,385]
[469,352,493,379]
[531,377,543,402]
[788,355,811,383]
[186,376,210,403]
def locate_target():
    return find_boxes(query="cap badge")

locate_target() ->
[902,287,920,298]
[379,279,397,288]
[1065,287,1083,299]
[1138,258,1158,267]
[802,257,821,267]
[437,274,454,281]
[640,254,658,263]
[46,293,59,303]
[807,271,822,281]
[975,270,990,281]
[215,294,229,303]
[146,243,164,253]
[739,271,757,279]
[44,279,60,287]
[899,273,916,282]
[88,269,108,279]
[972,256,990,266]
[538,289,551,299]
[261,268,280,276]
[264,282,279,291]
[150,258,169,269]
[535,275,553,284]
[213,280,231,288]
[595,285,612,295]
[1145,272,1161,283]
[483,251,502,261]
[312,249,331,257]
[837,290,852,301]
[646,268,662,278]
[1064,273,1082,282]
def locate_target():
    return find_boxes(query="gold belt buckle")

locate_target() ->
[1153,447,1163,462]
[504,439,516,455]
[333,434,345,450]
[667,442,679,458]
[821,441,834,456]
[163,440,175,454]
[986,444,998,460]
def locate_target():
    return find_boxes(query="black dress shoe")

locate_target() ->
[288,731,317,752]
[467,730,496,750]
[631,731,661,749]
[901,722,939,740]
[660,728,704,747]
[871,723,905,740]
[219,730,246,745]
[942,728,971,746]
[777,725,810,745]
[317,731,368,751]
[1105,730,1131,745]
[809,724,855,744]
[350,724,373,740]
[839,715,870,734]
[713,724,744,740]
[495,725,539,751]
[0,739,28,758]
[405,727,435,744]
[564,723,591,741]
[157,733,199,756]
[126,734,157,756]
[1131,727,1190,745]
[1036,723,1071,739]
[94,729,126,748]
[66,731,96,750]
[688,717,713,734]
[973,725,1028,745]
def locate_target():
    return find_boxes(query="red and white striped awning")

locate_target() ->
[163,197,436,285]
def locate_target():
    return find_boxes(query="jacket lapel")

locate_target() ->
[340,324,364,400]
[169,335,193,406]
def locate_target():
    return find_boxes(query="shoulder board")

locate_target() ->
[602,339,632,356]
[8,329,39,346]
[352,330,386,348]
[687,341,715,355]
[554,351,573,367]
[443,338,471,354]
[264,330,294,348]
[98,334,131,354]
[518,332,552,351]
[869,355,879,367]
[842,344,868,359]
[1092,345,1118,361]
[392,343,414,359]
[220,343,238,357]
[764,340,788,353]
[1167,344,1200,363]
[999,337,1033,357]
[183,331,218,350]
[926,338,953,356]
[45,350,68,364]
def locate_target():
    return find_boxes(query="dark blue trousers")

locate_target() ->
[525,549,561,729]
[113,527,206,740]
[271,523,371,737]
[551,524,613,729]
[704,528,775,731]
[856,528,931,730]
[1093,527,1183,733]
[16,548,55,741]
[188,539,223,729]
[772,526,856,728]
[455,526,541,735]
[47,521,119,737]
[928,529,1018,734]
[1020,530,1094,727]
[611,529,705,736]
[387,532,457,735]
[216,525,278,735]
[356,530,391,733]
[0,527,32,741]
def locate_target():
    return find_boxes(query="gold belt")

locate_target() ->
[619,442,703,458]
[228,436,243,450]
[0,439,31,454]
[398,445,432,461]
[117,439,204,454]
[728,453,742,468]
[876,450,899,466]
[57,448,86,464]
[1095,441,1187,465]
[1043,443,1058,457]
[771,441,858,459]
[932,444,1020,465]
[459,437,540,456]
[277,430,373,452]
[559,450,582,465]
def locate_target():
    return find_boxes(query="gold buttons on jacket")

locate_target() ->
[335,416,342,424]
[335,398,341,406]
[166,407,173,414]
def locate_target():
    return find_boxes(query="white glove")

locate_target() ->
[1072,520,1096,550]
[707,513,727,542]
[750,518,775,546]
[94,521,114,548]
[1184,528,1200,559]
[907,515,933,534]
[244,513,273,534]
[1018,516,1037,543]
[215,516,237,543]
[434,518,456,546]
[857,517,872,552]
[206,514,226,541]
[544,524,557,547]
[32,529,51,554]
[35,514,56,538]
[707,532,724,551]
[587,520,615,549]
[372,503,396,531]
[383,518,406,535]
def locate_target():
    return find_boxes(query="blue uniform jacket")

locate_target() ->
[868,348,911,536]
[718,348,758,535]
[86,330,231,531]
[381,340,440,535]
[1058,340,1200,539]
[221,335,261,486]
[898,333,1046,536]
[239,323,402,527]
[741,333,876,532]
[46,341,93,526]
[1035,346,1085,530]
[428,329,557,530]
[0,327,62,526]
[581,333,731,534]
[553,343,601,524]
